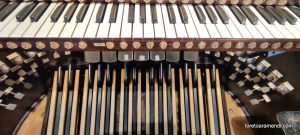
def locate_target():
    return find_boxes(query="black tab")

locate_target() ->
[215,5,229,24]
[109,4,118,23]
[30,3,50,22]
[0,2,7,11]
[256,6,275,24]
[178,5,188,24]
[16,2,38,22]
[194,5,206,24]
[289,6,300,18]
[167,4,176,24]
[140,4,146,23]
[266,6,286,25]
[240,6,258,25]
[151,4,157,23]
[0,3,19,22]
[230,5,247,25]
[64,3,78,22]
[76,3,89,23]
[51,3,67,22]
[275,6,297,25]
[204,5,218,24]
[128,4,135,23]
[96,3,106,23]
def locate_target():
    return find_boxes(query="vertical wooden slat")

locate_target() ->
[206,69,216,135]
[119,69,125,135]
[216,69,226,135]
[109,69,117,134]
[128,73,133,135]
[58,71,69,135]
[69,70,80,135]
[99,72,107,135]
[197,69,206,135]
[179,69,186,135]
[79,70,89,135]
[46,71,58,135]
[146,70,150,134]
[137,69,142,134]
[163,71,168,134]
[154,71,159,134]
[171,68,178,135]
[188,69,196,135]
[90,70,98,135]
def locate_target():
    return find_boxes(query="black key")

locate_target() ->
[194,5,206,24]
[96,3,106,23]
[77,3,89,23]
[289,6,300,18]
[0,2,7,11]
[230,5,247,25]
[240,6,258,25]
[0,3,19,21]
[30,3,49,22]
[256,6,275,24]
[178,5,188,24]
[151,4,157,23]
[109,4,118,23]
[204,5,217,24]
[275,6,297,25]
[16,3,38,22]
[51,3,67,22]
[140,4,146,23]
[64,3,78,22]
[128,4,135,23]
[266,6,286,25]
[215,5,229,24]
[167,4,176,24]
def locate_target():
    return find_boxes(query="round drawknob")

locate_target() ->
[210,42,219,49]
[254,0,265,5]
[156,0,163,3]
[247,42,256,49]
[159,41,168,49]
[133,42,141,49]
[218,0,227,4]
[119,0,125,2]
[182,0,189,3]
[6,42,18,49]
[13,56,24,65]
[172,42,180,49]
[235,42,244,49]
[0,64,10,74]
[198,42,206,49]
[21,42,32,50]
[266,0,276,5]
[259,42,269,49]
[230,0,239,4]
[144,0,151,2]
[50,42,60,49]
[64,42,73,49]
[243,0,251,5]
[26,51,37,58]
[0,43,3,49]
[78,41,87,49]
[283,42,293,49]
[146,42,154,49]
[206,0,215,4]
[194,0,202,3]
[131,0,138,3]
[106,42,115,49]
[271,42,281,49]
[169,0,176,3]
[277,0,287,5]
[223,42,232,49]
[120,42,128,49]
[36,42,46,49]
[185,42,194,49]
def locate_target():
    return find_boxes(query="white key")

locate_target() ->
[210,5,232,38]
[249,6,283,38]
[187,4,210,38]
[0,2,33,37]
[281,7,300,38]
[183,5,198,38]
[275,21,295,38]
[97,3,112,38]
[10,3,44,37]
[0,3,27,32]
[172,4,188,38]
[60,3,83,38]
[48,3,76,37]
[37,3,71,37]
[85,3,101,38]
[217,5,242,38]
[23,3,57,37]
[154,4,165,38]
[143,4,154,38]
[223,5,253,38]
[109,3,124,38]
[161,4,176,38]
[73,3,96,38]
[199,5,221,38]
[132,4,143,38]
[121,3,132,38]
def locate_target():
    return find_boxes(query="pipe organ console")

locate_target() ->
[0,0,299,134]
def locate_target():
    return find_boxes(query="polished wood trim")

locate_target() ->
[188,69,196,135]
[79,70,89,135]
[145,70,150,134]
[197,69,207,135]
[179,69,186,135]
[216,69,226,135]
[90,70,98,135]
[58,71,69,135]
[46,71,58,135]
[163,71,168,135]
[119,69,125,135]
[109,69,117,134]
[137,69,142,134]
[69,70,80,135]
[171,68,178,135]
[99,71,107,135]
[206,69,216,135]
